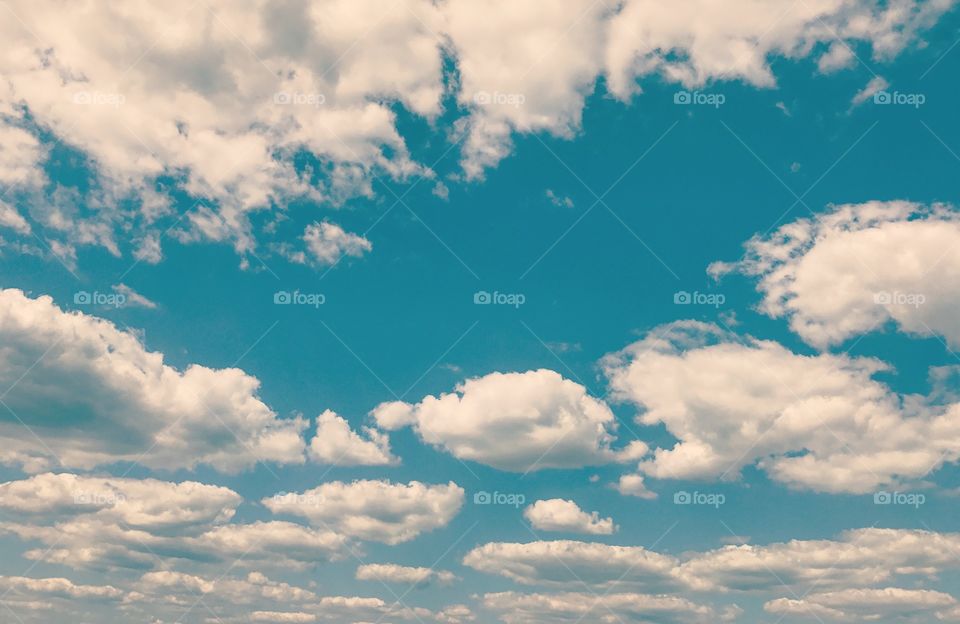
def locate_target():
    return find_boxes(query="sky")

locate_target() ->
[0,1,960,623]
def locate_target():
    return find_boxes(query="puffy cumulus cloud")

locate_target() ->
[371,369,648,472]
[0,0,441,263]
[0,288,307,472]
[124,571,473,624]
[614,473,657,499]
[445,0,612,179]
[465,529,960,595]
[0,200,31,234]
[679,528,960,593]
[482,591,739,624]
[711,201,960,349]
[308,410,398,466]
[602,321,960,493]
[246,598,472,624]
[128,570,317,606]
[355,563,457,587]
[279,221,373,267]
[0,472,240,532]
[449,0,952,176]
[764,587,958,621]
[603,0,951,96]
[0,515,348,572]
[0,574,126,621]
[463,540,681,590]
[0,575,124,601]
[263,479,464,544]
[523,499,617,535]
[0,2,950,265]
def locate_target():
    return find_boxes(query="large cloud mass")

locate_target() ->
[712,201,960,349]
[0,288,307,472]
[372,369,647,472]
[602,321,960,493]
[0,2,950,266]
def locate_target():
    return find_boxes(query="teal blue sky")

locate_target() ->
[1,2,960,623]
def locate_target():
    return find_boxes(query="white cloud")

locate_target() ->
[371,369,647,472]
[0,1,949,266]
[355,564,457,587]
[614,473,657,499]
[262,480,464,544]
[602,320,960,493]
[0,201,31,234]
[711,201,960,349]
[308,410,398,466]
[0,472,240,531]
[111,284,158,309]
[482,591,739,624]
[292,221,373,267]
[0,575,124,601]
[0,474,348,572]
[851,75,890,106]
[466,528,960,594]
[463,540,681,590]
[0,288,307,472]
[523,499,616,535]
[764,587,957,621]
[2,517,349,572]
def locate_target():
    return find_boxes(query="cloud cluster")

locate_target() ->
[308,410,398,466]
[523,499,617,535]
[355,564,457,587]
[712,201,960,348]
[262,479,464,544]
[465,528,960,594]
[0,288,308,472]
[373,369,647,472]
[602,320,960,493]
[0,2,949,267]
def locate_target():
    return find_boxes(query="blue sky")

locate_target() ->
[1,1,960,623]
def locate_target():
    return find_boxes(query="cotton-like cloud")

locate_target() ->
[355,564,457,587]
[0,1,949,266]
[764,587,957,621]
[602,321,960,493]
[463,540,681,590]
[263,480,464,544]
[481,591,739,624]
[614,473,658,499]
[711,201,960,349]
[308,410,398,466]
[0,473,348,571]
[282,221,373,267]
[523,499,617,535]
[372,369,647,472]
[466,529,960,594]
[0,288,307,472]
[1,518,349,572]
[0,472,240,531]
